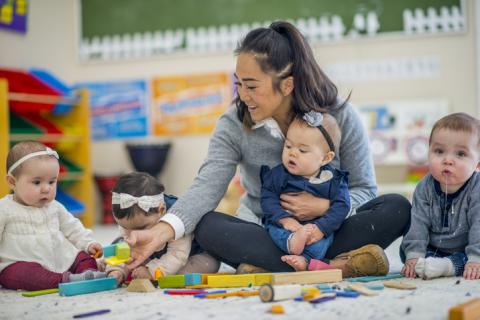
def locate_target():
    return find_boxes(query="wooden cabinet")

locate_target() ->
[0,77,95,227]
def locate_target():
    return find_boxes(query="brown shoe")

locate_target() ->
[236,263,269,274]
[332,244,389,278]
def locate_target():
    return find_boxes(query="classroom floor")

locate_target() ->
[0,226,478,320]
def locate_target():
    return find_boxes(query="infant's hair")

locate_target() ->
[294,112,341,153]
[112,172,165,219]
[6,140,54,177]
[430,112,480,146]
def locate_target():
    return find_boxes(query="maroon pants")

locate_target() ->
[0,251,97,291]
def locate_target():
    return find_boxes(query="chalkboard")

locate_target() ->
[81,0,463,39]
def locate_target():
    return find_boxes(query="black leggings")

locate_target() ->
[194,194,411,272]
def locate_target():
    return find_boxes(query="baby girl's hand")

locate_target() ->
[305,224,324,245]
[464,262,480,280]
[402,258,419,278]
[108,270,124,286]
[132,266,153,280]
[88,242,103,258]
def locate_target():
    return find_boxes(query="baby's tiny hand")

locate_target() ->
[108,270,124,286]
[463,262,480,280]
[305,224,324,245]
[132,266,153,280]
[402,258,419,278]
[88,242,103,258]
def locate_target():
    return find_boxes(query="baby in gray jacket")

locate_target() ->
[402,113,480,280]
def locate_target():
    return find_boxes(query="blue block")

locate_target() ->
[103,244,116,257]
[347,273,403,283]
[59,277,117,296]
[184,273,202,286]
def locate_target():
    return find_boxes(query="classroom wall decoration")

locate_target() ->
[151,72,233,136]
[357,100,449,165]
[79,0,465,62]
[75,80,149,140]
[0,0,27,33]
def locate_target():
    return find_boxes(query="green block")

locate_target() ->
[157,275,185,288]
[116,242,130,259]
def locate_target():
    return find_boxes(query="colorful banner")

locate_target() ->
[76,80,148,140]
[0,0,27,33]
[151,72,233,135]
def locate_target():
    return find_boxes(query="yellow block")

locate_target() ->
[207,273,272,288]
[104,256,129,266]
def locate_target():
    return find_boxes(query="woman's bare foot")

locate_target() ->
[282,255,308,271]
[288,226,311,255]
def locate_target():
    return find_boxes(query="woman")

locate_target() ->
[126,21,411,276]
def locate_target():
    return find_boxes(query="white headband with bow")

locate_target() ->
[111,192,165,212]
[7,147,59,176]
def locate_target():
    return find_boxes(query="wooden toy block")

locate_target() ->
[116,242,130,259]
[207,273,272,288]
[59,277,117,296]
[348,273,403,283]
[347,284,378,296]
[22,288,59,297]
[102,244,116,258]
[270,305,285,314]
[157,275,185,288]
[449,298,480,320]
[271,269,342,285]
[185,273,202,286]
[186,284,210,289]
[127,279,156,292]
[383,280,416,290]
[201,272,234,284]
[104,256,129,266]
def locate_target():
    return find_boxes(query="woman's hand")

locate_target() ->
[464,262,480,280]
[402,258,419,278]
[124,222,175,270]
[280,192,330,221]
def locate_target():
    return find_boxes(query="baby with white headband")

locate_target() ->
[106,172,196,285]
[260,112,351,272]
[0,141,105,291]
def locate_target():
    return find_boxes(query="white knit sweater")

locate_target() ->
[0,195,96,273]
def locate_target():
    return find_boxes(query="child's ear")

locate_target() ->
[322,151,335,165]
[6,175,16,190]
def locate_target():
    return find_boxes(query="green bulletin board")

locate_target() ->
[81,0,463,39]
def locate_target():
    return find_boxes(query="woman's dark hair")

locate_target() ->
[112,172,165,219]
[234,21,347,128]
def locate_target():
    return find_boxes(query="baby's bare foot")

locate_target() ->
[281,255,308,271]
[288,226,310,255]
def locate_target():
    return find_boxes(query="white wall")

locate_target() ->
[1,0,478,219]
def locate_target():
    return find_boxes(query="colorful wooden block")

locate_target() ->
[348,273,403,283]
[102,244,116,258]
[157,275,185,288]
[104,256,129,266]
[449,298,480,320]
[59,277,117,296]
[22,288,59,297]
[127,279,156,292]
[207,273,272,288]
[184,273,202,286]
[271,269,342,285]
[116,242,130,259]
